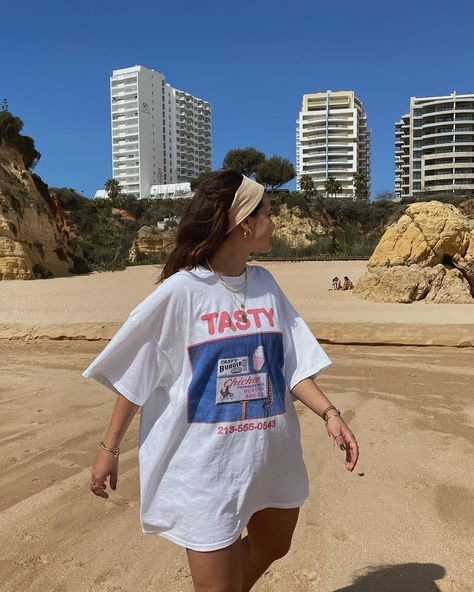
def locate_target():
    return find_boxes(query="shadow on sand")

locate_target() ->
[334,562,445,591]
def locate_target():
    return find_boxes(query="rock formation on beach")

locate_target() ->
[0,143,85,279]
[354,201,474,303]
[128,225,175,263]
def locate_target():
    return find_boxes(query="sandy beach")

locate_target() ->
[0,261,473,591]
[0,261,473,346]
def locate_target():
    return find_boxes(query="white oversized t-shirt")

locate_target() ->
[83,265,332,551]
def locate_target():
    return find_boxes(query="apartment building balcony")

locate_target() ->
[422,139,456,150]
[111,94,138,104]
[112,131,138,142]
[421,119,455,129]
[112,125,139,135]
[113,135,139,143]
[113,157,139,166]
[111,89,138,100]
[422,182,454,191]
[113,167,140,176]
[113,147,138,156]
[420,107,458,119]
[112,104,139,115]
[111,76,137,87]
[425,170,474,180]
[422,130,454,141]
[112,112,138,121]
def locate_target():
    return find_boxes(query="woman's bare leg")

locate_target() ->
[186,507,299,592]
[186,536,243,592]
[241,507,300,591]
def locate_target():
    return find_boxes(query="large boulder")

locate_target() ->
[355,201,474,303]
[0,144,85,279]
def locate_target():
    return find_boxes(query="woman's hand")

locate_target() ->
[89,450,119,499]
[325,416,359,472]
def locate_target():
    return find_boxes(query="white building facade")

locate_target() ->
[110,65,211,199]
[395,92,474,198]
[94,182,192,201]
[296,91,371,199]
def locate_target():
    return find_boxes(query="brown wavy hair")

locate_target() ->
[159,169,262,282]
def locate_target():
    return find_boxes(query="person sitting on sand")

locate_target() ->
[84,170,358,592]
[341,276,354,290]
[332,276,341,290]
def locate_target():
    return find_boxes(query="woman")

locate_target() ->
[84,170,358,591]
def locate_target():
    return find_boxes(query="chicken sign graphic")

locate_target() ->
[217,346,272,419]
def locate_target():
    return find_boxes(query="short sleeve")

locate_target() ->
[82,317,163,406]
[278,289,332,391]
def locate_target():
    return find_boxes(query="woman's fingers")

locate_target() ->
[327,422,359,471]
[333,433,346,451]
[109,471,118,490]
[344,439,359,471]
[89,472,109,498]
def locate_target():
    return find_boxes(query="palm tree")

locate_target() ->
[325,177,342,198]
[104,178,122,201]
[353,172,369,201]
[299,174,317,201]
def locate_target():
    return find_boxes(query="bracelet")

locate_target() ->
[321,405,336,422]
[98,441,120,457]
[325,410,341,423]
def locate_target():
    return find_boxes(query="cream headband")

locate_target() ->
[226,175,265,234]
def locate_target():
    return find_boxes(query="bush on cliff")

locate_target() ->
[0,111,41,169]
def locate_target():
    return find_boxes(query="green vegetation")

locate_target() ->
[299,174,318,201]
[0,111,41,169]
[353,172,369,201]
[325,176,342,198]
[222,147,266,177]
[190,170,212,190]
[256,155,295,192]
[58,182,474,268]
[220,147,295,191]
[53,187,192,270]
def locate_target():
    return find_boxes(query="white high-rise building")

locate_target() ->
[296,91,371,199]
[110,65,211,199]
[395,91,474,198]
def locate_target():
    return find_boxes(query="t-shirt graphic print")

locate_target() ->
[187,332,285,424]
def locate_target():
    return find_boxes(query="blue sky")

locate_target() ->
[2,0,473,199]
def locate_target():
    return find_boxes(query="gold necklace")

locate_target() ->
[206,259,248,322]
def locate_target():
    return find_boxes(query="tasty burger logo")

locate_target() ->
[217,357,249,376]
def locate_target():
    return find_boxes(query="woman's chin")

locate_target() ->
[250,242,273,255]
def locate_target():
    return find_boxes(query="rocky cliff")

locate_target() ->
[0,143,85,279]
[128,225,175,263]
[271,204,329,246]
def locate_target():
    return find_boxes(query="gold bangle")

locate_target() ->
[98,441,120,457]
[325,411,341,423]
[321,405,336,421]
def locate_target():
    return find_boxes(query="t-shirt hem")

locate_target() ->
[289,359,333,391]
[141,497,308,552]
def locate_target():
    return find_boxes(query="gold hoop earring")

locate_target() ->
[244,228,252,239]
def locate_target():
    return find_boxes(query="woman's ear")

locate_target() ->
[239,218,251,234]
